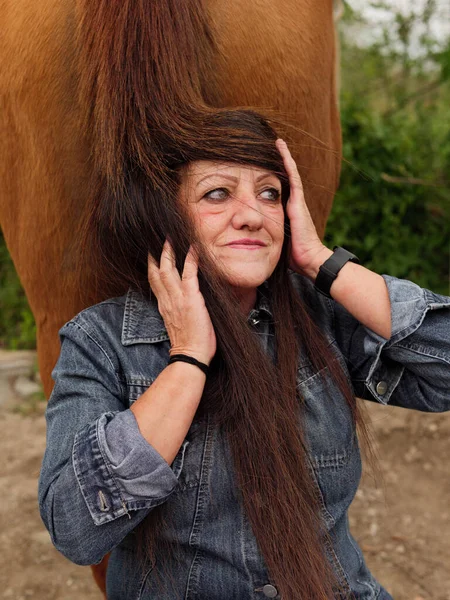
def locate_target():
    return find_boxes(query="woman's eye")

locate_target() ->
[203,188,230,201]
[260,188,281,202]
[202,187,281,202]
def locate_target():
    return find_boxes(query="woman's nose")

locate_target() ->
[230,193,264,230]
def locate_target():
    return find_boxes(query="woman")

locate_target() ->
[38,110,450,600]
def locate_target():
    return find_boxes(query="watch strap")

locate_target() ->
[314,246,360,298]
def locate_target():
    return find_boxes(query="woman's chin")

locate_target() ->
[221,268,270,290]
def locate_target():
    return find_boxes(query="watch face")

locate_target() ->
[335,246,359,264]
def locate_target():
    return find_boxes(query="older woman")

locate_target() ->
[39,110,450,600]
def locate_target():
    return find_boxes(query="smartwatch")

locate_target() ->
[314,246,360,298]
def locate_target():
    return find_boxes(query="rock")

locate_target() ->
[13,376,41,398]
[0,350,37,377]
[404,445,422,463]
[402,515,413,526]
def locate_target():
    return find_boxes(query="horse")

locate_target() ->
[0,0,342,593]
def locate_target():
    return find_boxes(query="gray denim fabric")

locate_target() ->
[38,273,450,599]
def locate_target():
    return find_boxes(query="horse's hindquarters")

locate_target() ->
[207,0,342,237]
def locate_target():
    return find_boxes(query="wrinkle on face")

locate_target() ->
[179,160,285,311]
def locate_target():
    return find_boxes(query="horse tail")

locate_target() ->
[76,0,216,190]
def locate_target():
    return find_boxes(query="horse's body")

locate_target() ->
[1,0,341,591]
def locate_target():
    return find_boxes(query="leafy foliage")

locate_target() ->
[325,91,450,294]
[325,1,450,295]
[0,231,36,349]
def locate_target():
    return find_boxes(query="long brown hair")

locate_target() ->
[76,2,372,598]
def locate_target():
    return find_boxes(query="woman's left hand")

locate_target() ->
[276,139,332,279]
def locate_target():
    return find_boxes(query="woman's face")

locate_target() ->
[179,161,285,290]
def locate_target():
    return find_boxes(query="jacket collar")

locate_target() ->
[121,282,273,346]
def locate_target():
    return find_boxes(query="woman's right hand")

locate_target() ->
[147,239,217,366]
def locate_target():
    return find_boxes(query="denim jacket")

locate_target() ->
[38,273,450,600]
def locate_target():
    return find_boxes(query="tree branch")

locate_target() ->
[382,79,446,117]
[381,173,448,187]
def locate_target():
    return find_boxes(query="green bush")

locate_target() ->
[0,231,36,349]
[325,2,450,295]
[325,92,450,295]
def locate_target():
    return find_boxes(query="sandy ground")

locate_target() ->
[1,351,449,600]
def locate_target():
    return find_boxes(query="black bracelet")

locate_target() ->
[168,354,209,376]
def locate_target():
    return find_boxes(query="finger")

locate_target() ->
[159,238,182,290]
[276,140,315,228]
[147,253,164,297]
[160,238,179,272]
[181,245,199,289]
[276,139,303,190]
[276,139,304,193]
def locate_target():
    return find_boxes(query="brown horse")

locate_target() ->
[0,0,342,592]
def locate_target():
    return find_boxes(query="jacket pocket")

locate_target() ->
[297,364,357,466]
[124,377,154,405]
[297,362,362,524]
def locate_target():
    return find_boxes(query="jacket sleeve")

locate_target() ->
[38,319,179,566]
[332,275,450,411]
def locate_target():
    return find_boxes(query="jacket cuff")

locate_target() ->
[355,275,450,404]
[72,411,179,525]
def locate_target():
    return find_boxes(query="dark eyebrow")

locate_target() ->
[196,173,238,188]
[195,171,279,188]
[255,172,279,183]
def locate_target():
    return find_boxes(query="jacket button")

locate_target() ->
[376,380,388,395]
[262,584,278,598]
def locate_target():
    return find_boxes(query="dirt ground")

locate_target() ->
[1,359,449,600]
